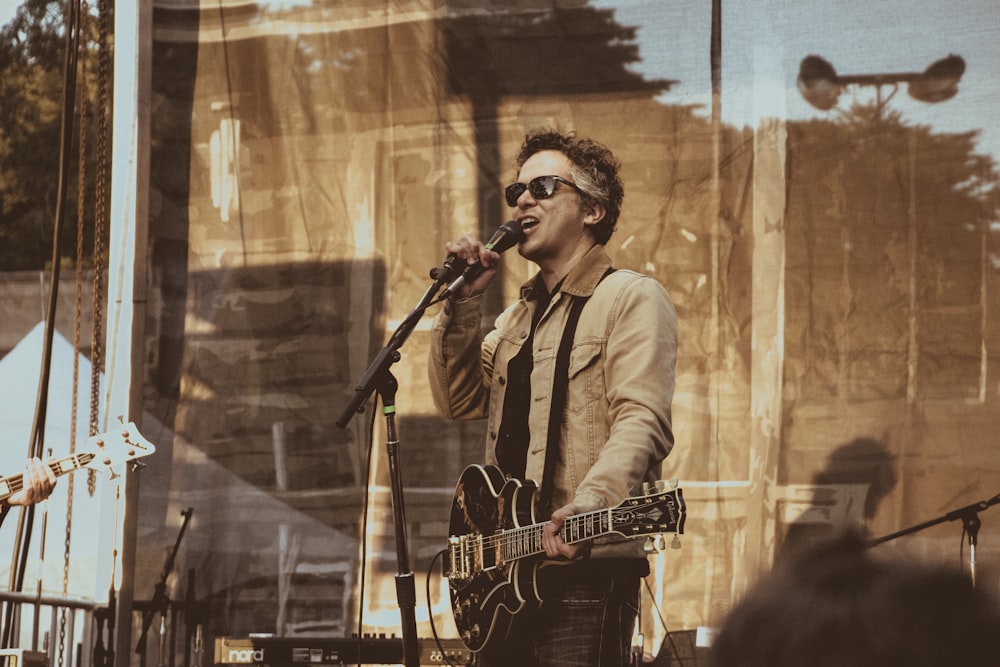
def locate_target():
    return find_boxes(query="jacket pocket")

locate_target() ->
[567,342,604,413]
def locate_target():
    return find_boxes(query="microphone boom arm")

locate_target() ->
[337,220,522,427]
[336,278,440,428]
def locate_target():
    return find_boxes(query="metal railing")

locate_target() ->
[0,591,105,667]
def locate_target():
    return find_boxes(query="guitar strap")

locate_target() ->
[538,267,615,517]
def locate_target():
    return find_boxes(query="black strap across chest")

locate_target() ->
[537,267,615,516]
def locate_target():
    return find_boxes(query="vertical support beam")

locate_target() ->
[739,115,787,592]
[906,129,919,404]
[103,0,152,662]
[701,0,725,623]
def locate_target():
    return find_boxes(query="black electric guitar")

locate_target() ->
[0,420,156,502]
[445,464,686,652]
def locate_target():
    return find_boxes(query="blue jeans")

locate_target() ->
[477,565,641,667]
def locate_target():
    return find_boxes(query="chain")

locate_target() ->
[61,2,91,665]
[89,0,112,496]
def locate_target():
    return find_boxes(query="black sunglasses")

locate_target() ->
[504,175,582,207]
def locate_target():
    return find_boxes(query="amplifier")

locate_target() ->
[0,650,48,667]
[214,635,472,666]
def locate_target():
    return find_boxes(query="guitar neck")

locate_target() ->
[498,509,612,563]
[0,453,96,501]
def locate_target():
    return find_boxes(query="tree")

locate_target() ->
[0,0,101,271]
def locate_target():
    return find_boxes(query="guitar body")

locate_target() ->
[448,464,540,652]
[446,464,687,654]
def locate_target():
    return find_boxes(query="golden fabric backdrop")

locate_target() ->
[135,0,999,654]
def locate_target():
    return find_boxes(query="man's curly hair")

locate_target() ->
[514,129,624,245]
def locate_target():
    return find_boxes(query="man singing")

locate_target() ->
[429,129,678,667]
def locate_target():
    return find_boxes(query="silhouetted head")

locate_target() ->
[711,529,1000,667]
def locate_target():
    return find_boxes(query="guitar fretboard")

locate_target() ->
[497,509,612,561]
[0,452,96,499]
[467,508,615,563]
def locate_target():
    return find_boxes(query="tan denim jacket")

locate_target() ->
[429,244,677,557]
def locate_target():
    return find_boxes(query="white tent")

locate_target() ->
[0,322,362,647]
[0,321,116,602]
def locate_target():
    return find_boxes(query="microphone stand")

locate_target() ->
[868,492,1000,587]
[337,272,451,667]
[136,508,194,666]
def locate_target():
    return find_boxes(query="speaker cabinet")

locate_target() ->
[0,649,48,667]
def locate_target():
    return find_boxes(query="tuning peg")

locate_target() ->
[644,537,656,554]
[131,461,147,472]
[116,415,125,424]
[643,481,653,495]
[671,534,682,550]
[654,535,666,551]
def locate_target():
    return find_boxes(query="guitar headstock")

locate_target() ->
[83,418,157,476]
[611,479,687,546]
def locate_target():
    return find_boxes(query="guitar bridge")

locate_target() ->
[447,535,473,584]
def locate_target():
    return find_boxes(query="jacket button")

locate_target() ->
[489,431,496,440]
[498,376,506,385]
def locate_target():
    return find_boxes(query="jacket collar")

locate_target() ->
[519,244,614,301]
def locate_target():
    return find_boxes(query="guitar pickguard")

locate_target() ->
[447,465,541,651]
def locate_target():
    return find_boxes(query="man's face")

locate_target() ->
[510,150,601,270]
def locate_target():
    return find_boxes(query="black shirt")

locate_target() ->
[495,277,560,480]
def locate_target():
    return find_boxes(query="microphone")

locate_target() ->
[440,220,524,298]
[429,255,459,281]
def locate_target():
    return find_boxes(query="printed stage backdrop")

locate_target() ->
[132,0,999,661]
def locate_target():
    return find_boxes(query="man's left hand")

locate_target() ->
[542,503,589,559]
[8,458,57,506]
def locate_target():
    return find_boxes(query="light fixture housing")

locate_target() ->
[797,54,965,110]
[797,55,842,110]
[908,54,966,103]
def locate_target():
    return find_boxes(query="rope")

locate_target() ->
[60,0,95,662]
[59,0,112,662]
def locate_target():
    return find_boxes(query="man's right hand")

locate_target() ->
[442,235,501,298]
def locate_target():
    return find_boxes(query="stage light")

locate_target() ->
[908,54,965,103]
[796,54,965,111]
[797,55,842,111]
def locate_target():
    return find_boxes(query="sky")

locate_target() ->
[2,0,997,160]
[0,0,18,25]
[592,0,1000,161]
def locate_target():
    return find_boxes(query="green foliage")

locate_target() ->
[0,0,101,271]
